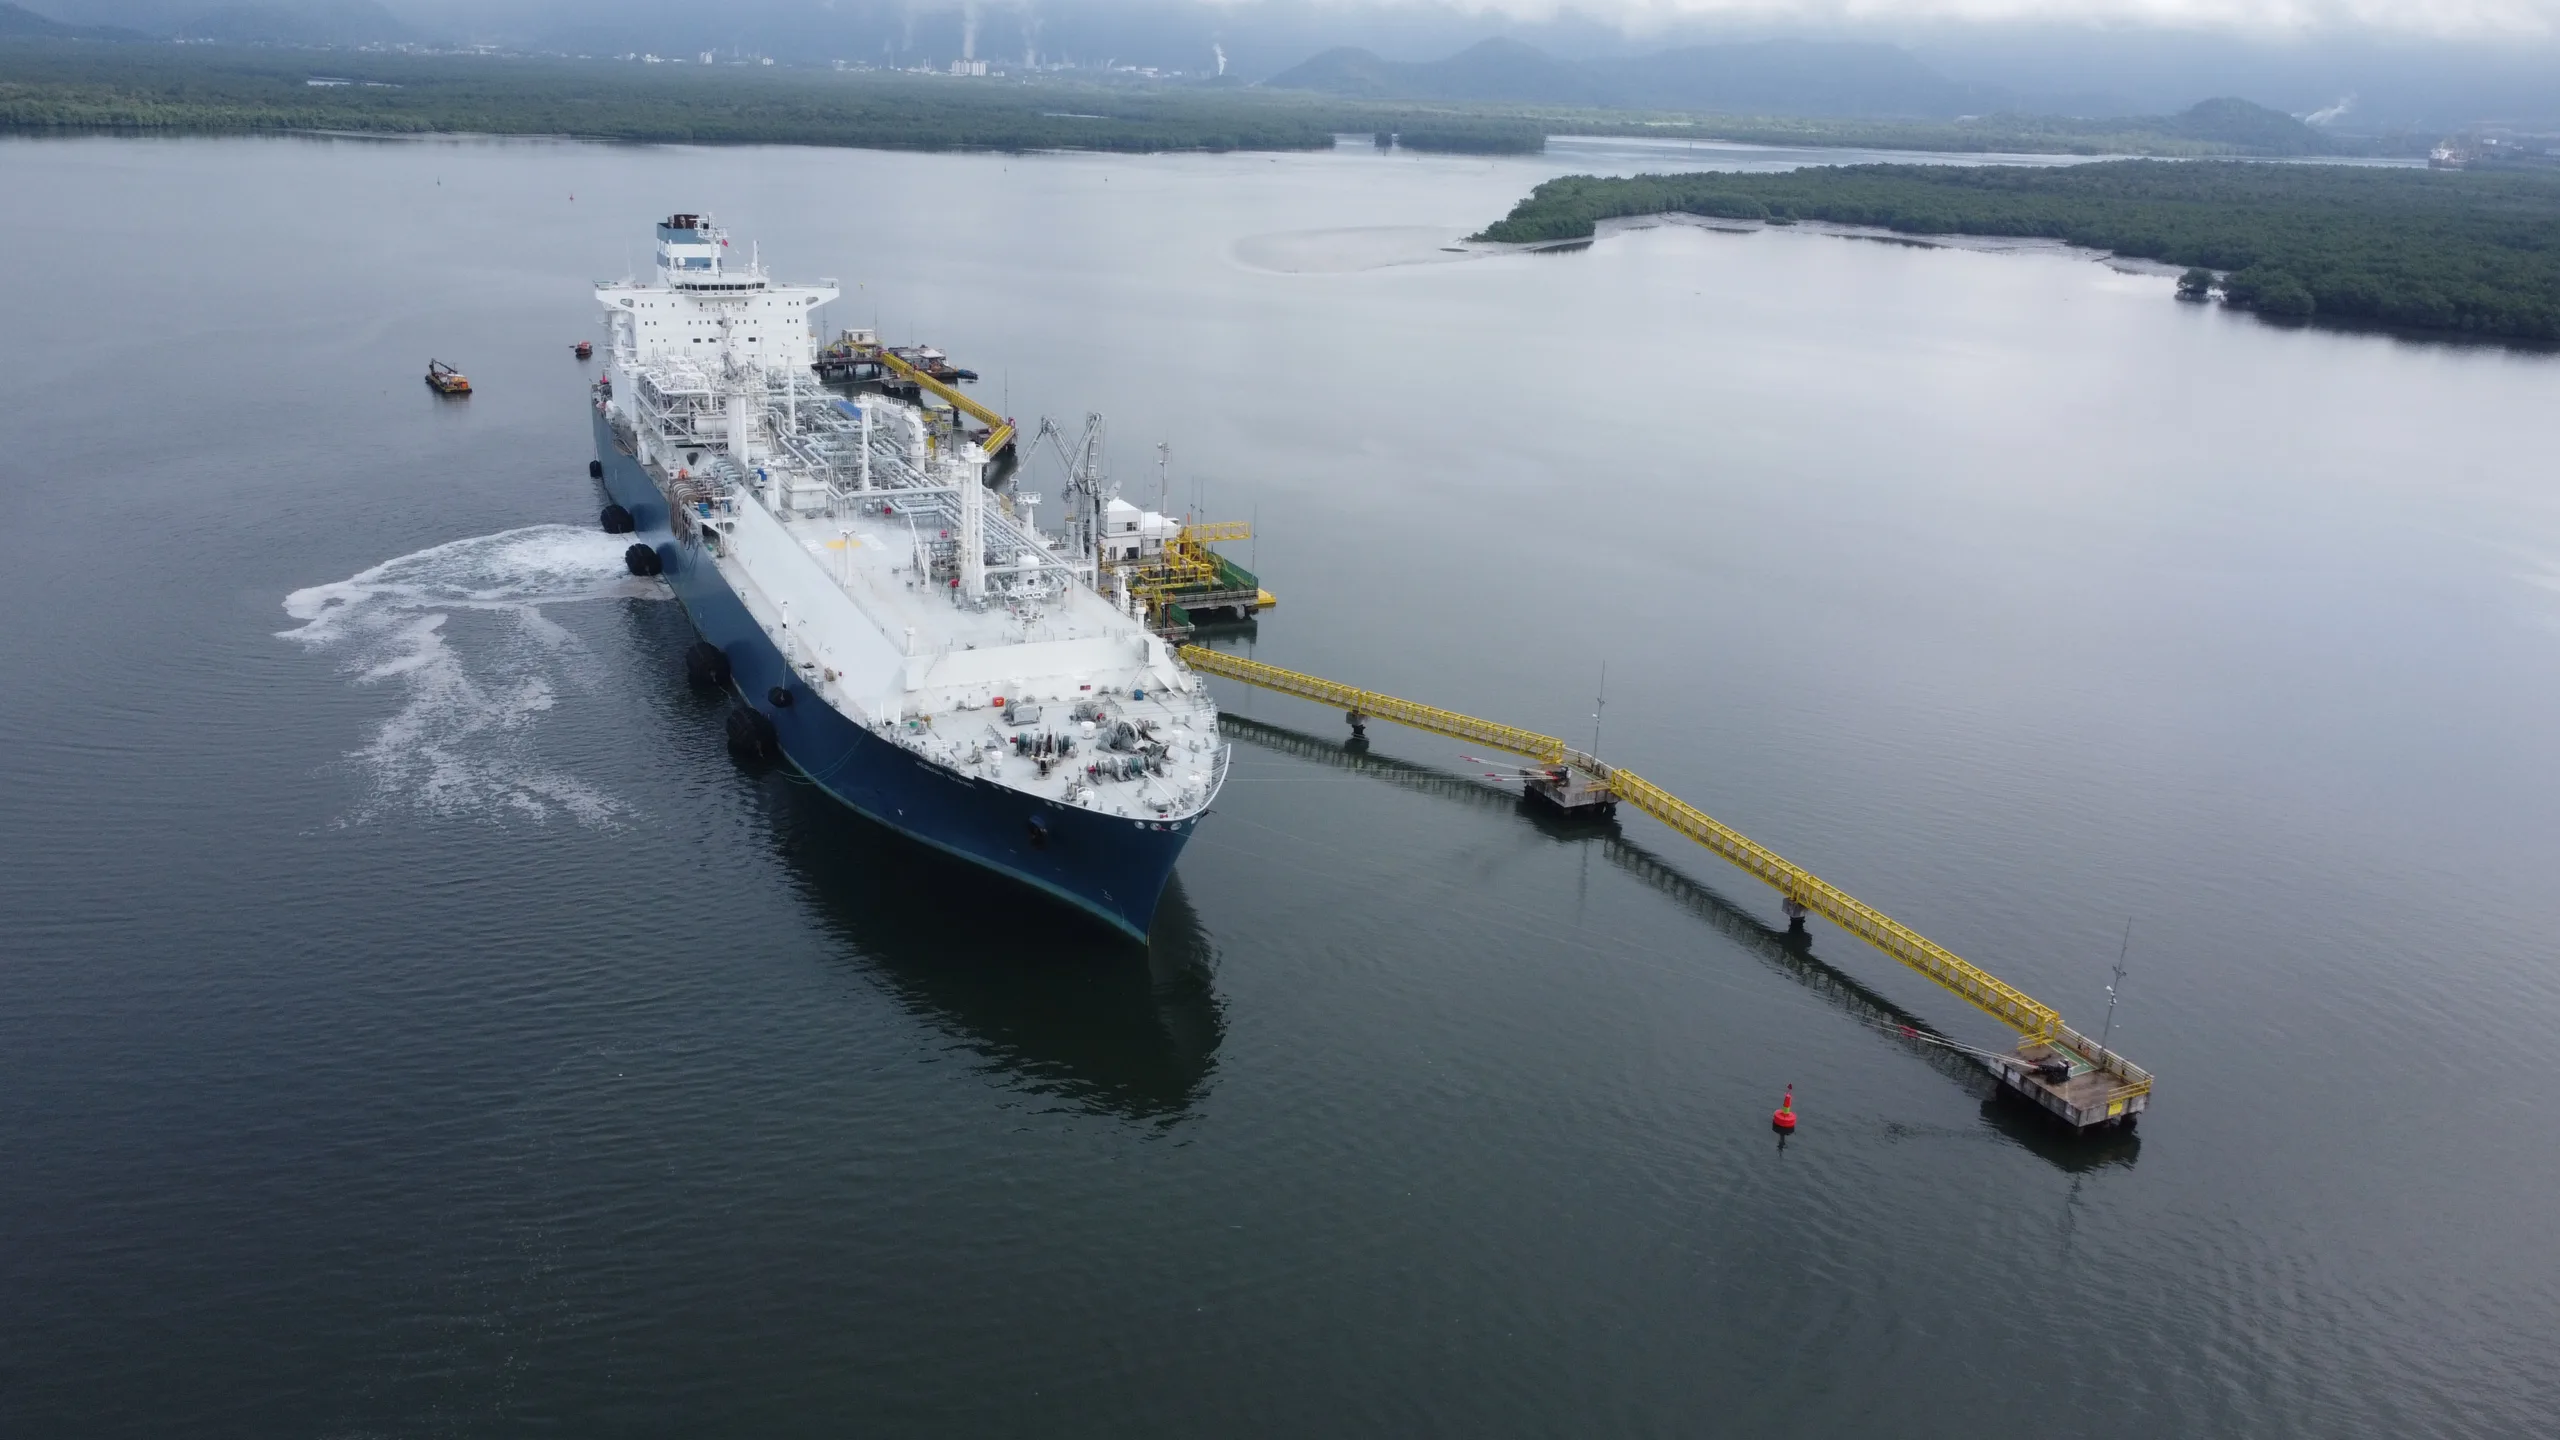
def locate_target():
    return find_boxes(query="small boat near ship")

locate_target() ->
[425,358,472,395]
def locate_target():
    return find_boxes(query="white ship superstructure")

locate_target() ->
[592,214,1227,862]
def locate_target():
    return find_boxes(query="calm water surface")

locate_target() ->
[3,134,2556,1437]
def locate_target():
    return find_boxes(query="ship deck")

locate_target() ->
[726,500,1227,822]
[777,503,1129,652]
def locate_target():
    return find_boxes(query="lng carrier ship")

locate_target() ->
[589,213,1228,938]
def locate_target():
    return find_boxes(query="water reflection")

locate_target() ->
[1224,714,2136,1170]
[597,585,1223,1122]
[761,764,1224,1124]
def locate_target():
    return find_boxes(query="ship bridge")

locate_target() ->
[601,211,837,374]
[657,213,723,272]
[654,212,776,292]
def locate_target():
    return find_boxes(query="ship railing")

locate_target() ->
[634,367,717,407]
[980,505,1081,592]
[2051,1022,2155,1095]
[1202,741,1233,810]
[775,375,947,496]
[782,381,956,497]
[630,386,722,442]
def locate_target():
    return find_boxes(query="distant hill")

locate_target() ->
[0,2,63,33]
[1412,36,1606,106]
[1264,39,2338,152]
[1265,36,1982,118]
[1609,40,1976,116]
[1269,40,1600,105]
[0,2,144,39]
[2157,96,2328,155]
[171,2,411,45]
[6,0,411,45]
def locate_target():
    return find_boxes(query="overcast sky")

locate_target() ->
[1406,0,2560,38]
[38,0,2560,43]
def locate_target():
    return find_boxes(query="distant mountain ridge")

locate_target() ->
[2,0,408,44]
[1266,37,1984,118]
[0,1,143,38]
[172,2,411,45]
[1265,37,2338,152]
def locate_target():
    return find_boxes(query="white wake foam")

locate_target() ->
[279,525,665,825]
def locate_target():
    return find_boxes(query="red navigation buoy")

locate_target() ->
[1771,1084,1797,1133]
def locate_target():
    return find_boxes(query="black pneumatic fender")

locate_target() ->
[588,459,604,479]
[600,503,634,534]
[767,685,794,709]
[725,705,779,762]
[683,641,730,689]
[623,542,662,577]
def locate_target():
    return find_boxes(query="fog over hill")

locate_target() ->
[19,0,2560,128]
[1267,37,1984,117]
[25,0,407,44]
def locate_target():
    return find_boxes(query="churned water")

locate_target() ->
[279,524,664,824]
[3,133,2556,1437]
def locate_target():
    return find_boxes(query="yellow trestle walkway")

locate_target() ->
[873,347,1015,456]
[1179,645,2154,1124]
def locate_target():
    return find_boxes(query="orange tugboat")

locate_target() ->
[573,340,594,360]
[425,358,472,395]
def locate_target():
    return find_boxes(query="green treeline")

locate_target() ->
[1385,120,1546,153]
[1475,161,2560,340]
[0,42,2424,162]
[0,40,1555,154]
[1544,97,2405,160]
[0,44,1326,150]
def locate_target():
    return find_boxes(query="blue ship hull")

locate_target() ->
[592,405,1198,941]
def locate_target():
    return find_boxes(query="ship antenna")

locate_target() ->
[2097,918,2132,1065]
[1591,660,1607,757]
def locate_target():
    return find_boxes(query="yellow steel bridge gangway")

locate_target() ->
[873,348,1015,458]
[817,335,1017,457]
[1178,645,2152,1132]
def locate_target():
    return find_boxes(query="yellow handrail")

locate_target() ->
[1180,647,1573,768]
[1598,767,2062,1041]
[874,348,1015,455]
[1176,644,2151,1077]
